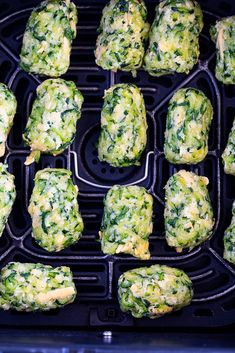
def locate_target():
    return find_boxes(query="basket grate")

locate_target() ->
[0,0,234,328]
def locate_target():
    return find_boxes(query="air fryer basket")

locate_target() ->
[0,0,234,329]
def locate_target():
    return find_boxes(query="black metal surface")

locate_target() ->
[0,0,234,329]
[2,330,235,353]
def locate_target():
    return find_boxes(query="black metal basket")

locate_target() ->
[0,0,234,330]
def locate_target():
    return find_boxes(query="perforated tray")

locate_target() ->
[0,0,234,329]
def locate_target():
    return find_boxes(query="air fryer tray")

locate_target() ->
[0,0,234,329]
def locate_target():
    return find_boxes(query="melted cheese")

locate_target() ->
[31,209,41,228]
[0,144,5,157]
[25,151,38,166]
[149,305,172,316]
[178,170,209,186]
[37,286,75,304]
[46,112,61,127]
[158,38,172,52]
[37,40,49,53]
[217,27,224,60]
[183,202,199,218]
[201,176,209,185]
[25,150,41,165]
[174,106,185,125]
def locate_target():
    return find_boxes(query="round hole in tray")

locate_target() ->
[80,124,142,183]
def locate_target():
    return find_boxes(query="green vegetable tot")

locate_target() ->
[23,78,84,165]
[20,0,77,77]
[0,164,16,238]
[144,0,203,76]
[98,83,147,167]
[164,170,214,252]
[28,168,84,252]
[95,0,149,75]
[0,83,17,157]
[0,262,76,311]
[210,17,235,84]
[222,117,235,176]
[99,185,153,260]
[118,264,193,318]
[164,88,213,164]
[224,201,235,265]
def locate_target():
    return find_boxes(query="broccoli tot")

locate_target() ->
[144,0,203,76]
[0,262,76,311]
[224,201,235,265]
[164,88,213,164]
[164,170,214,252]
[118,265,193,318]
[23,79,84,165]
[20,0,77,77]
[98,84,147,167]
[0,164,16,238]
[222,117,235,176]
[28,168,84,252]
[95,0,149,75]
[0,83,17,157]
[99,185,153,260]
[210,17,235,85]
